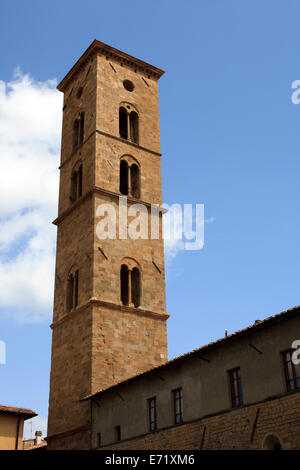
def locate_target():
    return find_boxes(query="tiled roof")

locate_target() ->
[24,441,47,451]
[81,304,300,401]
[0,404,37,418]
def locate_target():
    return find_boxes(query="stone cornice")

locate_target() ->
[46,424,91,442]
[52,189,93,226]
[58,129,95,170]
[95,129,162,157]
[50,298,169,329]
[59,129,162,171]
[57,40,165,93]
[52,186,166,226]
[91,299,169,321]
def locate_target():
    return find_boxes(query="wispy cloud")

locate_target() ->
[163,204,215,262]
[0,70,62,322]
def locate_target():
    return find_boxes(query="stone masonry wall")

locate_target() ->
[48,44,168,450]
[101,391,300,450]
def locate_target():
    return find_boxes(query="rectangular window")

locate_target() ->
[282,349,300,392]
[173,388,183,425]
[148,397,157,432]
[97,432,101,448]
[115,425,121,442]
[229,367,243,408]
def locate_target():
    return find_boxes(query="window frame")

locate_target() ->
[228,367,243,408]
[281,349,300,392]
[147,396,157,432]
[172,388,183,425]
[119,106,139,144]
[73,112,85,150]
[66,269,79,312]
[115,425,121,442]
[70,164,83,204]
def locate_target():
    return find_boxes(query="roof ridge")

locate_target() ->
[0,404,37,416]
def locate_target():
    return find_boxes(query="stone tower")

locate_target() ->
[47,40,169,450]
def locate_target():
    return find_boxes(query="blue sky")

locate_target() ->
[0,0,299,437]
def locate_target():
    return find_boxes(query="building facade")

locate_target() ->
[47,40,169,450]
[0,404,36,450]
[84,306,300,450]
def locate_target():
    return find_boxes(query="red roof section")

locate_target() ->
[24,441,47,451]
[81,304,300,401]
[0,404,37,418]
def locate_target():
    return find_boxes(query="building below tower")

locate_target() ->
[81,306,300,450]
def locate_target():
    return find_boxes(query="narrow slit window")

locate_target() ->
[173,388,183,425]
[73,120,80,150]
[131,267,141,308]
[282,350,300,391]
[74,270,79,308]
[120,264,129,306]
[66,275,74,312]
[130,164,140,198]
[66,270,79,312]
[229,367,243,407]
[70,165,83,204]
[78,165,83,198]
[73,112,84,150]
[119,107,128,140]
[130,111,139,144]
[120,160,129,195]
[148,397,157,432]
[70,170,78,203]
[78,112,84,146]
[115,425,121,442]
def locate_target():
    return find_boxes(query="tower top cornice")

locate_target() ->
[57,39,165,92]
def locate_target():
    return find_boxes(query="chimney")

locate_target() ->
[225,329,228,337]
[35,430,42,445]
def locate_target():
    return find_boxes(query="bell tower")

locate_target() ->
[47,41,169,449]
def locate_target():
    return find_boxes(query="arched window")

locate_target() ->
[119,107,128,140]
[70,164,83,204]
[262,433,283,450]
[130,164,140,198]
[120,263,141,308]
[131,267,141,308]
[73,112,84,150]
[120,264,129,306]
[119,160,129,195]
[130,111,139,144]
[119,158,140,198]
[66,269,79,312]
[119,105,139,144]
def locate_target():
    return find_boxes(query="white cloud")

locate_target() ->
[163,204,215,261]
[23,415,48,441]
[0,69,214,321]
[0,70,62,322]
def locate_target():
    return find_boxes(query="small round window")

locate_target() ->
[123,80,134,92]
